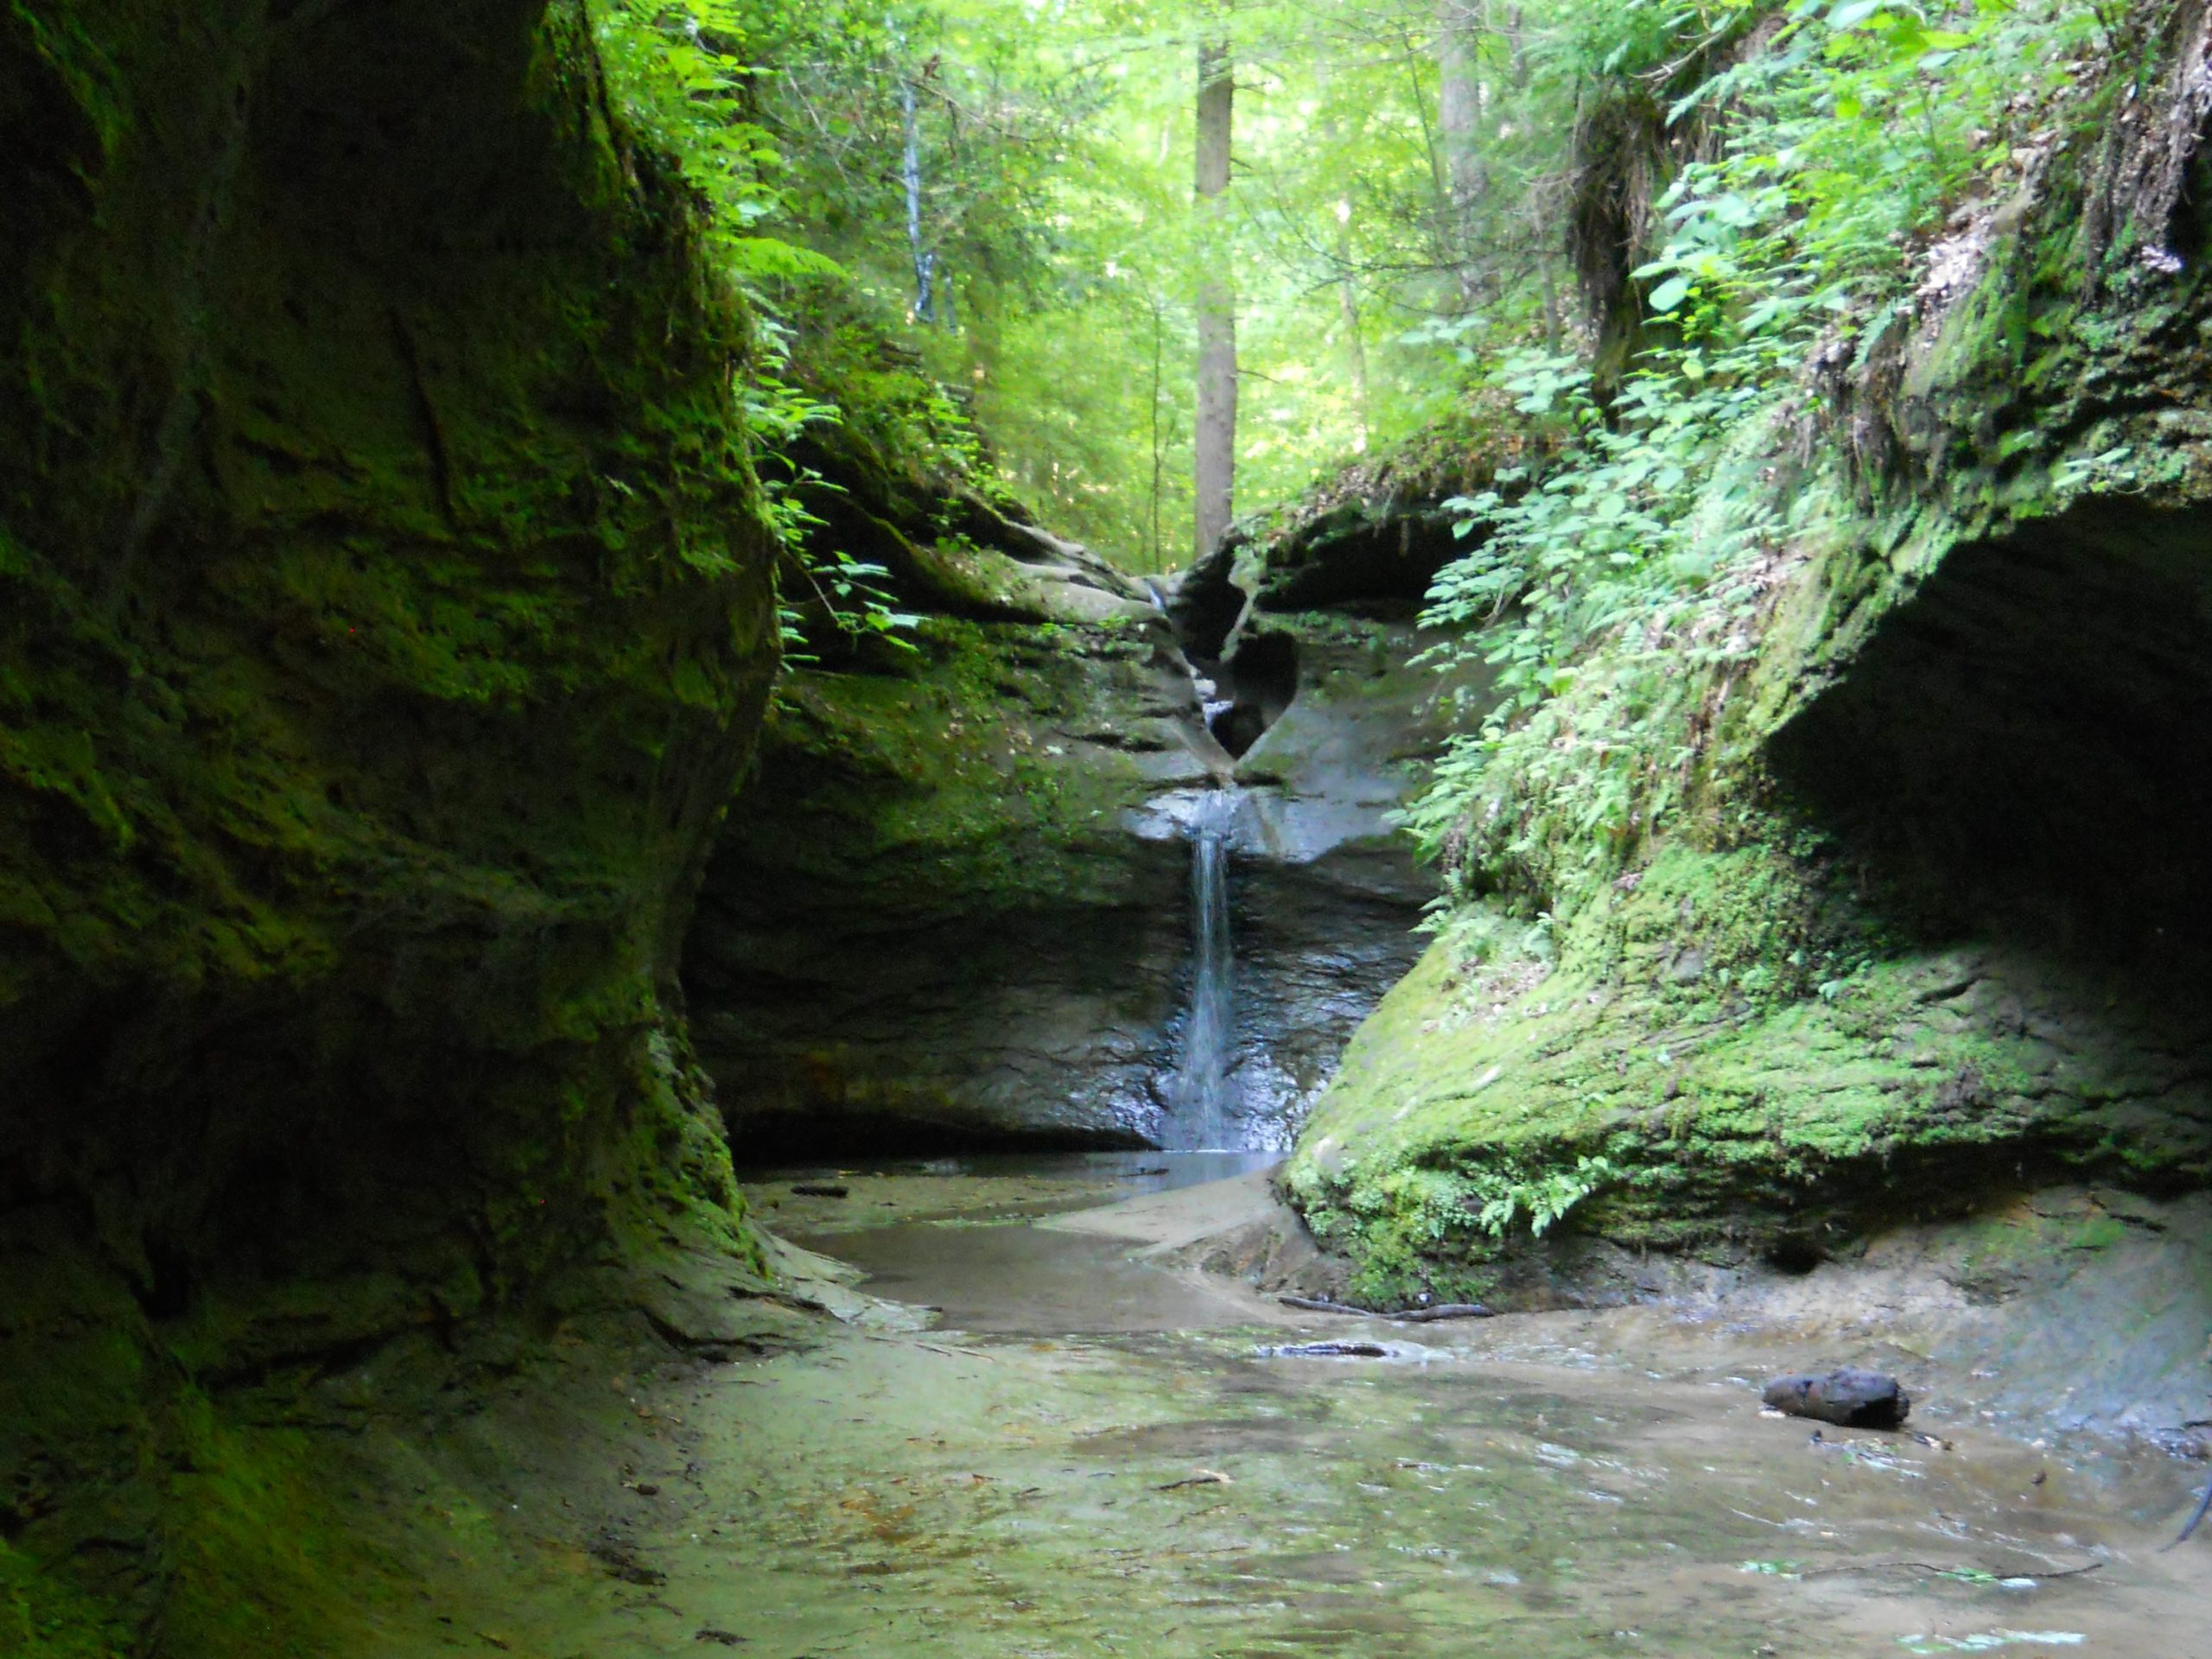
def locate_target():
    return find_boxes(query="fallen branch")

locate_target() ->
[1388,1302,1492,1323]
[2164,1475,2212,1551]
[1275,1294,1491,1321]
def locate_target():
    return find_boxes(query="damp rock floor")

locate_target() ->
[398,1156,2212,1656]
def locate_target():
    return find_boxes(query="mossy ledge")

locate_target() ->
[684,398,1209,1152]
[1,1,777,1647]
[1284,7,2212,1330]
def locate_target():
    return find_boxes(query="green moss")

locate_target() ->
[2,2,784,1647]
[733,616,1161,912]
[155,1407,378,1659]
[1289,833,2212,1300]
[0,1541,127,1658]
[1285,16,2212,1301]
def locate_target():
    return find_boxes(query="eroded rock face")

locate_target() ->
[1124,606,1490,1147]
[1290,515,2212,1320]
[0,1,776,1635]
[688,601,1205,1152]
[687,438,1485,1153]
[1281,16,2212,1368]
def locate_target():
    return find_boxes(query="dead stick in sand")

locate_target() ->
[2164,1477,2212,1551]
[1276,1295,1491,1320]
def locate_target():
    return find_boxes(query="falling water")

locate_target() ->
[1165,791,1239,1150]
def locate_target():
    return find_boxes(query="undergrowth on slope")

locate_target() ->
[594,0,963,659]
[1406,0,2113,924]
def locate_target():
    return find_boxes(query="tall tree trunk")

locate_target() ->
[1149,289,1166,569]
[1435,0,1488,308]
[901,78,936,321]
[1193,38,1236,563]
[1337,206,1370,453]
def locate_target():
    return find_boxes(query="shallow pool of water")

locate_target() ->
[462,1162,2212,1656]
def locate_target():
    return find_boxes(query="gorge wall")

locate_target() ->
[1,1,777,1643]
[1281,2,2212,1437]
[683,422,1487,1154]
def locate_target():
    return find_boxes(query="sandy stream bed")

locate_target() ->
[315,1155,2212,1657]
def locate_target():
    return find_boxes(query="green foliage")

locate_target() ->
[1404,326,1790,907]
[1407,0,2102,916]
[596,2,935,658]
[594,0,849,287]
[739,372,923,658]
[1471,1154,1622,1238]
[598,0,2107,597]
[602,0,1636,570]
[1354,1154,1619,1245]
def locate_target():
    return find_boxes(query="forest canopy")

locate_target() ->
[597,0,2105,573]
[597,0,2116,871]
[595,0,1632,570]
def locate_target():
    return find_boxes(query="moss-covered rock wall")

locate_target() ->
[684,412,1208,1150]
[0,0,777,1643]
[1282,1,2212,1396]
[685,412,1487,1154]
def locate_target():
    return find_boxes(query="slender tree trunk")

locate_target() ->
[1537,238,1563,351]
[901,78,936,321]
[1193,38,1236,563]
[1336,207,1370,453]
[1149,289,1166,569]
[1400,27,1451,246]
[1435,0,1488,307]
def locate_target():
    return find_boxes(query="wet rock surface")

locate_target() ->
[684,594,1204,1151]
[688,444,1491,1153]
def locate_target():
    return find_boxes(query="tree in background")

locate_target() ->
[594,0,1656,572]
[1193,33,1236,561]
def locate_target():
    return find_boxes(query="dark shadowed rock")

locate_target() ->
[1764,1369,1911,1429]
[689,442,1500,1154]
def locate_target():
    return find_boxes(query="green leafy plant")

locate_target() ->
[597,5,939,663]
[1370,1154,1621,1245]
[595,0,849,289]
[1472,1155,1622,1237]
[1406,0,2103,918]
[741,373,921,661]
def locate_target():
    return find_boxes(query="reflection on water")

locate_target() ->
[743,1147,1279,1196]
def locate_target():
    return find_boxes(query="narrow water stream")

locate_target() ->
[1165,791,1241,1152]
[464,1160,2212,1656]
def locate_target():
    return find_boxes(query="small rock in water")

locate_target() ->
[1762,1367,1910,1429]
[790,1182,849,1198]
[1261,1340,1389,1359]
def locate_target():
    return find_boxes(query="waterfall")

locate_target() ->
[1165,791,1239,1150]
